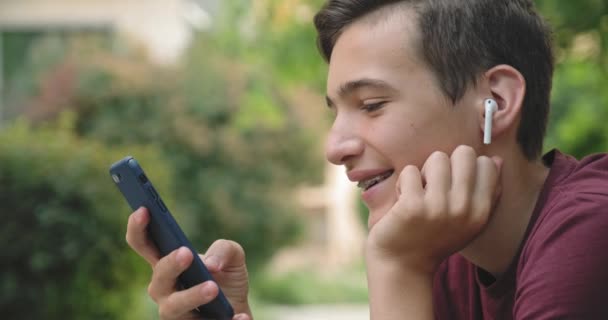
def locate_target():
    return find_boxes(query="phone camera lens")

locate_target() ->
[112,174,121,183]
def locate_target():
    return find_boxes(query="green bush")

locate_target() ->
[0,117,171,319]
[20,39,321,271]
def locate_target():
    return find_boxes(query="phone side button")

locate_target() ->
[146,186,159,199]
[157,199,168,212]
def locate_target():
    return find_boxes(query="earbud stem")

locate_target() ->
[484,109,493,144]
[483,99,497,145]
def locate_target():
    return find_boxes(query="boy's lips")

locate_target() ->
[346,168,395,184]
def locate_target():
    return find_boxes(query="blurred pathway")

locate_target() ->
[267,304,369,320]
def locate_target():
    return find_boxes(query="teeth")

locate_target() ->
[357,171,393,190]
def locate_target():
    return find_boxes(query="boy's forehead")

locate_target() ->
[326,7,425,93]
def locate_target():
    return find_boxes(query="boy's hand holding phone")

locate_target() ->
[127,207,252,320]
[111,156,250,319]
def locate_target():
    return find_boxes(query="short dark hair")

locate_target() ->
[314,0,554,160]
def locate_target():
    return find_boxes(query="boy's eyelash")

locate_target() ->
[361,102,386,112]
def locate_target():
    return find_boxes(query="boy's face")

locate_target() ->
[325,12,483,227]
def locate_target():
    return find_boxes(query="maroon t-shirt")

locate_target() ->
[433,150,608,319]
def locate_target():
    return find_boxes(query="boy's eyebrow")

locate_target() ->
[325,78,397,108]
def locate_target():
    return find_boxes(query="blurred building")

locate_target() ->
[0,0,214,124]
[0,0,213,63]
[293,164,366,271]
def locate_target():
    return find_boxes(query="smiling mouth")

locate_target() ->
[357,170,394,191]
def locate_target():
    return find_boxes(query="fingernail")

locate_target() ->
[136,207,146,222]
[176,247,190,266]
[205,256,220,270]
[233,314,248,320]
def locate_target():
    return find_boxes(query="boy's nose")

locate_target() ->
[325,124,364,166]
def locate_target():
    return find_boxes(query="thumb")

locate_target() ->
[202,239,246,272]
[233,314,252,320]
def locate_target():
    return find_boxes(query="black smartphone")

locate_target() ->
[110,156,234,320]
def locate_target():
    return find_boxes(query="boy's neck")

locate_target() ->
[459,145,550,278]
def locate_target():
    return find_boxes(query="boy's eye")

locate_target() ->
[361,101,386,112]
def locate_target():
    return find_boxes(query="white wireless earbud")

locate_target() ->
[484,98,498,145]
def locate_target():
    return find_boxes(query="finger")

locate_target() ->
[386,166,425,225]
[202,239,246,271]
[397,165,424,199]
[449,146,477,212]
[126,207,161,266]
[233,314,252,320]
[159,281,219,320]
[149,247,193,300]
[421,152,451,213]
[472,156,501,218]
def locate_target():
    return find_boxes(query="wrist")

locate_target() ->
[366,252,435,285]
[366,251,435,320]
[365,240,439,277]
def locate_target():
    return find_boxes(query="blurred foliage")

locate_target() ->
[0,115,170,319]
[547,59,608,155]
[251,263,368,305]
[536,0,608,157]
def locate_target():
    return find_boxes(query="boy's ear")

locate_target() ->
[479,65,526,141]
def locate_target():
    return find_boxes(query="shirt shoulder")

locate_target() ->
[514,151,608,319]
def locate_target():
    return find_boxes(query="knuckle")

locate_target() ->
[430,151,449,162]
[169,247,185,264]
[426,197,447,216]
[403,197,424,214]
[147,282,158,301]
[402,165,419,175]
[399,165,417,180]
[153,255,170,274]
[454,145,476,158]
[451,196,471,216]
[477,155,492,166]
[158,303,174,320]
[393,200,422,224]
[423,151,449,172]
